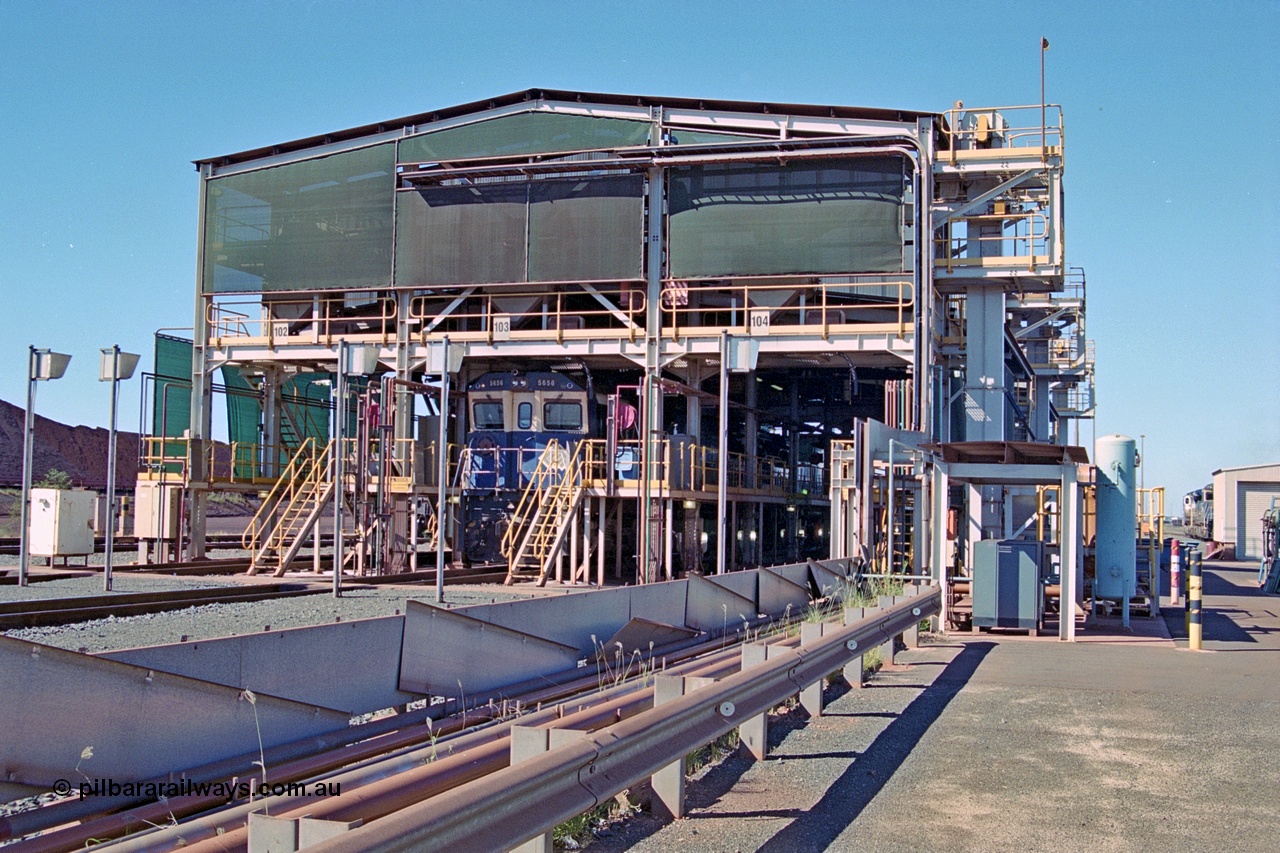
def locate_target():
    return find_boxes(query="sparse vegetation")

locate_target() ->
[552,798,637,850]
[686,729,741,777]
[34,469,73,490]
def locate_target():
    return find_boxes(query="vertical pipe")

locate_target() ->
[104,346,120,592]
[596,497,605,586]
[887,440,896,574]
[436,338,451,604]
[570,499,580,584]
[664,499,674,580]
[188,163,212,561]
[1040,38,1048,153]
[333,340,346,599]
[18,347,37,587]
[717,334,729,574]
[409,496,419,573]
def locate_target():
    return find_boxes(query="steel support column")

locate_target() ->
[1060,462,1080,641]
[187,163,213,560]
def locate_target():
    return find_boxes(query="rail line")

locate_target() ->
[7,607,795,851]
[0,584,327,630]
[4,586,938,853]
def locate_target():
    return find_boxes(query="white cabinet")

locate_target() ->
[29,488,96,557]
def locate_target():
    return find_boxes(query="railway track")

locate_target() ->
[0,555,936,853]
[0,533,255,556]
[5,610,790,851]
[2,590,938,852]
[0,584,327,630]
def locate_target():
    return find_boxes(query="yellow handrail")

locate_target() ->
[242,438,322,552]
[525,441,588,580]
[500,440,566,560]
[264,440,333,555]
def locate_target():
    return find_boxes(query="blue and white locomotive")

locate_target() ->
[460,371,592,564]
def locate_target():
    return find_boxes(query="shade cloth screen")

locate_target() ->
[398,112,651,163]
[667,156,907,277]
[203,144,395,293]
[395,174,644,286]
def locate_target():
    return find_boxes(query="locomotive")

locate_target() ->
[1183,484,1214,541]
[458,371,594,565]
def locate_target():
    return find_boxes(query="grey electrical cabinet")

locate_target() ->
[972,539,1043,631]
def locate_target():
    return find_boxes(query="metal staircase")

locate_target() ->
[502,440,587,586]
[244,438,335,576]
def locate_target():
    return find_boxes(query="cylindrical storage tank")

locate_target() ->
[1094,434,1137,599]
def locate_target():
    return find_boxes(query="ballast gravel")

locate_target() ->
[1,575,531,653]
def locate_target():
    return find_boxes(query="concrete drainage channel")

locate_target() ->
[1,559,937,852]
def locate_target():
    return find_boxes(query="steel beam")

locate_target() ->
[0,637,349,788]
[398,602,581,696]
[302,590,939,853]
[102,616,421,715]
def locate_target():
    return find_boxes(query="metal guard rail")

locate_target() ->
[306,587,940,853]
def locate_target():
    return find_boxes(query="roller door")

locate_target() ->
[1238,482,1280,560]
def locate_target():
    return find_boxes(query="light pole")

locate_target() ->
[19,347,71,587]
[100,346,140,592]
[1139,434,1145,491]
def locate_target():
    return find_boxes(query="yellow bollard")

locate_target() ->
[1188,550,1202,650]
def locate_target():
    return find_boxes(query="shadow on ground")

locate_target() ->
[753,641,993,852]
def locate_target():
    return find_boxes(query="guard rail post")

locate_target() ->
[1170,538,1182,606]
[1189,550,1203,651]
[798,623,827,717]
[738,645,769,759]
[843,606,866,687]
[509,726,587,853]
[878,595,898,666]
[651,675,717,819]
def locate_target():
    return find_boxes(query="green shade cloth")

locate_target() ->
[204,144,395,293]
[152,334,192,439]
[668,156,907,277]
[398,112,651,163]
[395,174,644,286]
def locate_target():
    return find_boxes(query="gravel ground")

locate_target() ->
[1,577,530,652]
[588,561,1280,853]
[0,574,238,602]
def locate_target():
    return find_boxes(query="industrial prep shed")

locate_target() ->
[1212,462,1280,560]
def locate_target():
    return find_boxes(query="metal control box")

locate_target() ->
[28,488,96,557]
[972,539,1043,630]
[134,482,181,540]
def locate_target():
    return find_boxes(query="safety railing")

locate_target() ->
[1138,487,1165,542]
[517,441,590,584]
[934,211,1050,272]
[500,440,570,563]
[253,440,336,576]
[942,103,1064,163]
[242,438,328,554]
[300,588,939,853]
[206,296,399,346]
[138,435,195,482]
[409,283,646,345]
[457,438,824,505]
[662,278,914,341]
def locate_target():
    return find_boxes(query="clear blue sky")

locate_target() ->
[2,0,1276,501]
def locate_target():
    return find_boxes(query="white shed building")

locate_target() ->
[1212,463,1280,561]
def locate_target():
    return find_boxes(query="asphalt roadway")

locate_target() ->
[592,559,1280,852]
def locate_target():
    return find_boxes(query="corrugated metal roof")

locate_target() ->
[194,88,942,169]
[1212,462,1280,476]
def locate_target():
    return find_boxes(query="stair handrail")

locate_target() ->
[266,440,334,552]
[243,438,320,551]
[500,440,566,560]
[528,441,588,580]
